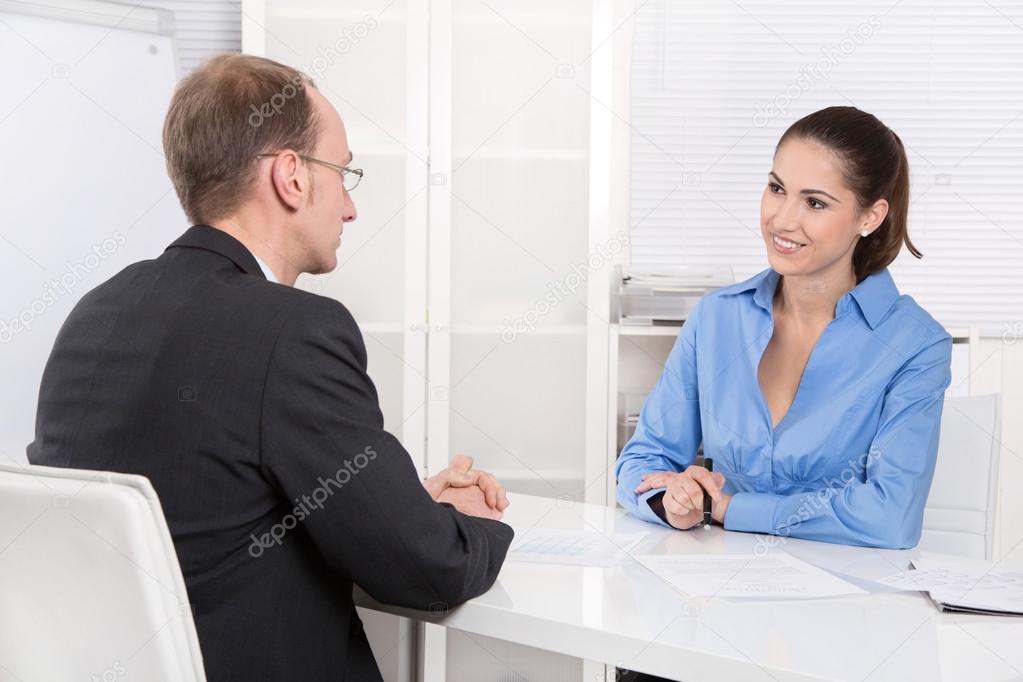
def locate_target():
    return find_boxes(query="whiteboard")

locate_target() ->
[0,1,184,463]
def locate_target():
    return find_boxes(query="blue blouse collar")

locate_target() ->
[720,267,900,330]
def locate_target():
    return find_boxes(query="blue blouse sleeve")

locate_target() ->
[724,333,952,548]
[614,299,703,527]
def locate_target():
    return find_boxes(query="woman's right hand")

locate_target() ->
[634,466,727,530]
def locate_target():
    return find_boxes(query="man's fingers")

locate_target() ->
[450,454,474,473]
[464,469,507,510]
[451,470,476,486]
[480,473,499,508]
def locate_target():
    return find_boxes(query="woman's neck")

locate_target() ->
[774,266,858,324]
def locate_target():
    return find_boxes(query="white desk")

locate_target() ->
[355,493,1023,681]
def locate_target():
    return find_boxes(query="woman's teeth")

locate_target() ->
[773,235,804,249]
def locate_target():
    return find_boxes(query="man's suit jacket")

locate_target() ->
[28,225,513,681]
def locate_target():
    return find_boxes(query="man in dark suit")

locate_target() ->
[28,53,513,681]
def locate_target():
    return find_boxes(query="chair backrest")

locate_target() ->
[0,462,206,681]
[919,393,1001,560]
[944,326,977,398]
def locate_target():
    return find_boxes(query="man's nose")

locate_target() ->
[343,192,357,222]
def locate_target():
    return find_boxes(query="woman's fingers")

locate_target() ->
[687,467,726,499]
[635,467,725,504]
[671,476,703,510]
[634,473,674,494]
[633,465,727,530]
[665,508,702,530]
[666,480,698,514]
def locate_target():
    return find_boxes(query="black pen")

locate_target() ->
[702,457,714,529]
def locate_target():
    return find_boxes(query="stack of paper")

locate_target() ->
[619,266,734,325]
[878,558,1023,615]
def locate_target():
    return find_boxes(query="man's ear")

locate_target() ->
[860,198,889,236]
[268,151,308,211]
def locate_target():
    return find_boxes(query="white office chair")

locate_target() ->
[0,462,206,682]
[918,393,1001,560]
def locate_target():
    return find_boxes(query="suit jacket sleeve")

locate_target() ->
[259,296,513,609]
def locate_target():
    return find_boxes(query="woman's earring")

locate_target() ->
[860,230,870,237]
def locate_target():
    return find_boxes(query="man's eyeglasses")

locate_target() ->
[256,153,363,192]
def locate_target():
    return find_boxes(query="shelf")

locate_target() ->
[451,323,587,336]
[615,323,682,337]
[269,8,408,22]
[356,323,405,334]
[453,148,589,161]
[351,323,590,336]
[268,9,589,28]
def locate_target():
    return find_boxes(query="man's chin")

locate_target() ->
[311,254,338,275]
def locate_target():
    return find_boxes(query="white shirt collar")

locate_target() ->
[251,253,278,284]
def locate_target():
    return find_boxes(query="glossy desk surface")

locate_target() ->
[355,493,1023,681]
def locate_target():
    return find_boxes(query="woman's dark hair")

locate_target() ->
[777,106,921,282]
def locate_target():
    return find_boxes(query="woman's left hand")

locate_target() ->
[635,466,732,525]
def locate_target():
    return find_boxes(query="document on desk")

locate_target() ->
[507,528,648,567]
[877,558,1023,615]
[635,552,867,599]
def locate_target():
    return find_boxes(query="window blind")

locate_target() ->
[140,0,240,76]
[629,0,1023,336]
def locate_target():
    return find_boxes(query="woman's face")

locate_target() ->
[760,137,885,281]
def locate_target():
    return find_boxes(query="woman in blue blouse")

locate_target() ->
[616,106,952,549]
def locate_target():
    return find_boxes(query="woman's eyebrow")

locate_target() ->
[769,171,840,202]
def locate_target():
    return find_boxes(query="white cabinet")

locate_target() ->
[243,0,612,498]
[243,1,621,679]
